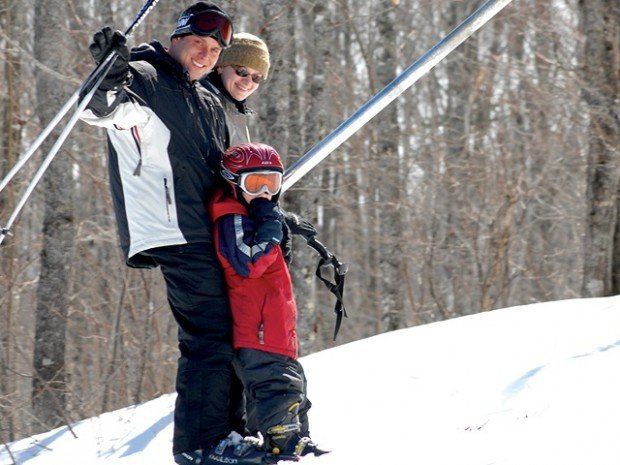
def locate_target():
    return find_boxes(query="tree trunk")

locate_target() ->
[439,2,481,315]
[280,2,322,354]
[0,0,25,443]
[260,1,291,150]
[305,1,337,348]
[374,1,405,331]
[31,0,75,431]
[579,0,620,296]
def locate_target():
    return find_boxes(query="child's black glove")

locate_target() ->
[89,26,131,91]
[280,220,292,265]
[248,198,283,245]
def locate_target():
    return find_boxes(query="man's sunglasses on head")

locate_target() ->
[175,10,233,48]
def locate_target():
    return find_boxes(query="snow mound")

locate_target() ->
[2,296,619,465]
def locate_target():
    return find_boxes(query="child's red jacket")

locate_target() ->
[209,190,298,359]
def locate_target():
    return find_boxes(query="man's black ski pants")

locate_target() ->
[147,242,235,454]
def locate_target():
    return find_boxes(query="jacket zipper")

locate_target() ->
[189,81,224,171]
[258,323,265,345]
[164,178,172,222]
[131,126,143,176]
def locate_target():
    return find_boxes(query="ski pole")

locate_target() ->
[281,0,514,193]
[0,64,112,246]
[0,0,160,195]
[0,0,160,245]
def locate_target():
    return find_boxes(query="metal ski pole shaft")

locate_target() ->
[0,52,118,194]
[0,0,160,245]
[0,97,76,193]
[0,66,112,246]
[0,0,160,195]
[0,54,119,195]
[282,0,514,193]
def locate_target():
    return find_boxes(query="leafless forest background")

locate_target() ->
[0,0,618,445]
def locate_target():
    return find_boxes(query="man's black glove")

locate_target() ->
[280,220,292,265]
[281,210,317,240]
[89,27,131,91]
[248,198,283,246]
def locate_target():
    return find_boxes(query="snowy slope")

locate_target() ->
[2,296,620,465]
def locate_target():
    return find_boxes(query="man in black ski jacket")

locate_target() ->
[80,3,243,464]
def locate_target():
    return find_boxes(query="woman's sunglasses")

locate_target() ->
[233,66,263,84]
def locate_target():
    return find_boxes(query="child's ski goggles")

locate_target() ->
[222,169,283,196]
[174,11,233,48]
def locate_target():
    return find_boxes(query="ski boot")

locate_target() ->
[173,449,204,464]
[298,437,330,457]
[265,428,331,461]
[203,431,268,465]
[263,401,311,463]
[264,422,308,462]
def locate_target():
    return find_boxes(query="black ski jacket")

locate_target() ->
[81,41,229,268]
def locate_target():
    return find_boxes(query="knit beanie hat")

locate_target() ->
[217,32,270,79]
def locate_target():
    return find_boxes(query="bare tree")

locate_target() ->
[579,0,620,296]
[0,0,26,443]
[374,1,406,330]
[31,0,76,431]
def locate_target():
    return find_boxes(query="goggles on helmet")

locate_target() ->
[174,11,233,48]
[222,168,283,196]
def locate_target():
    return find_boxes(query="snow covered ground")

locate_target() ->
[2,296,620,465]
